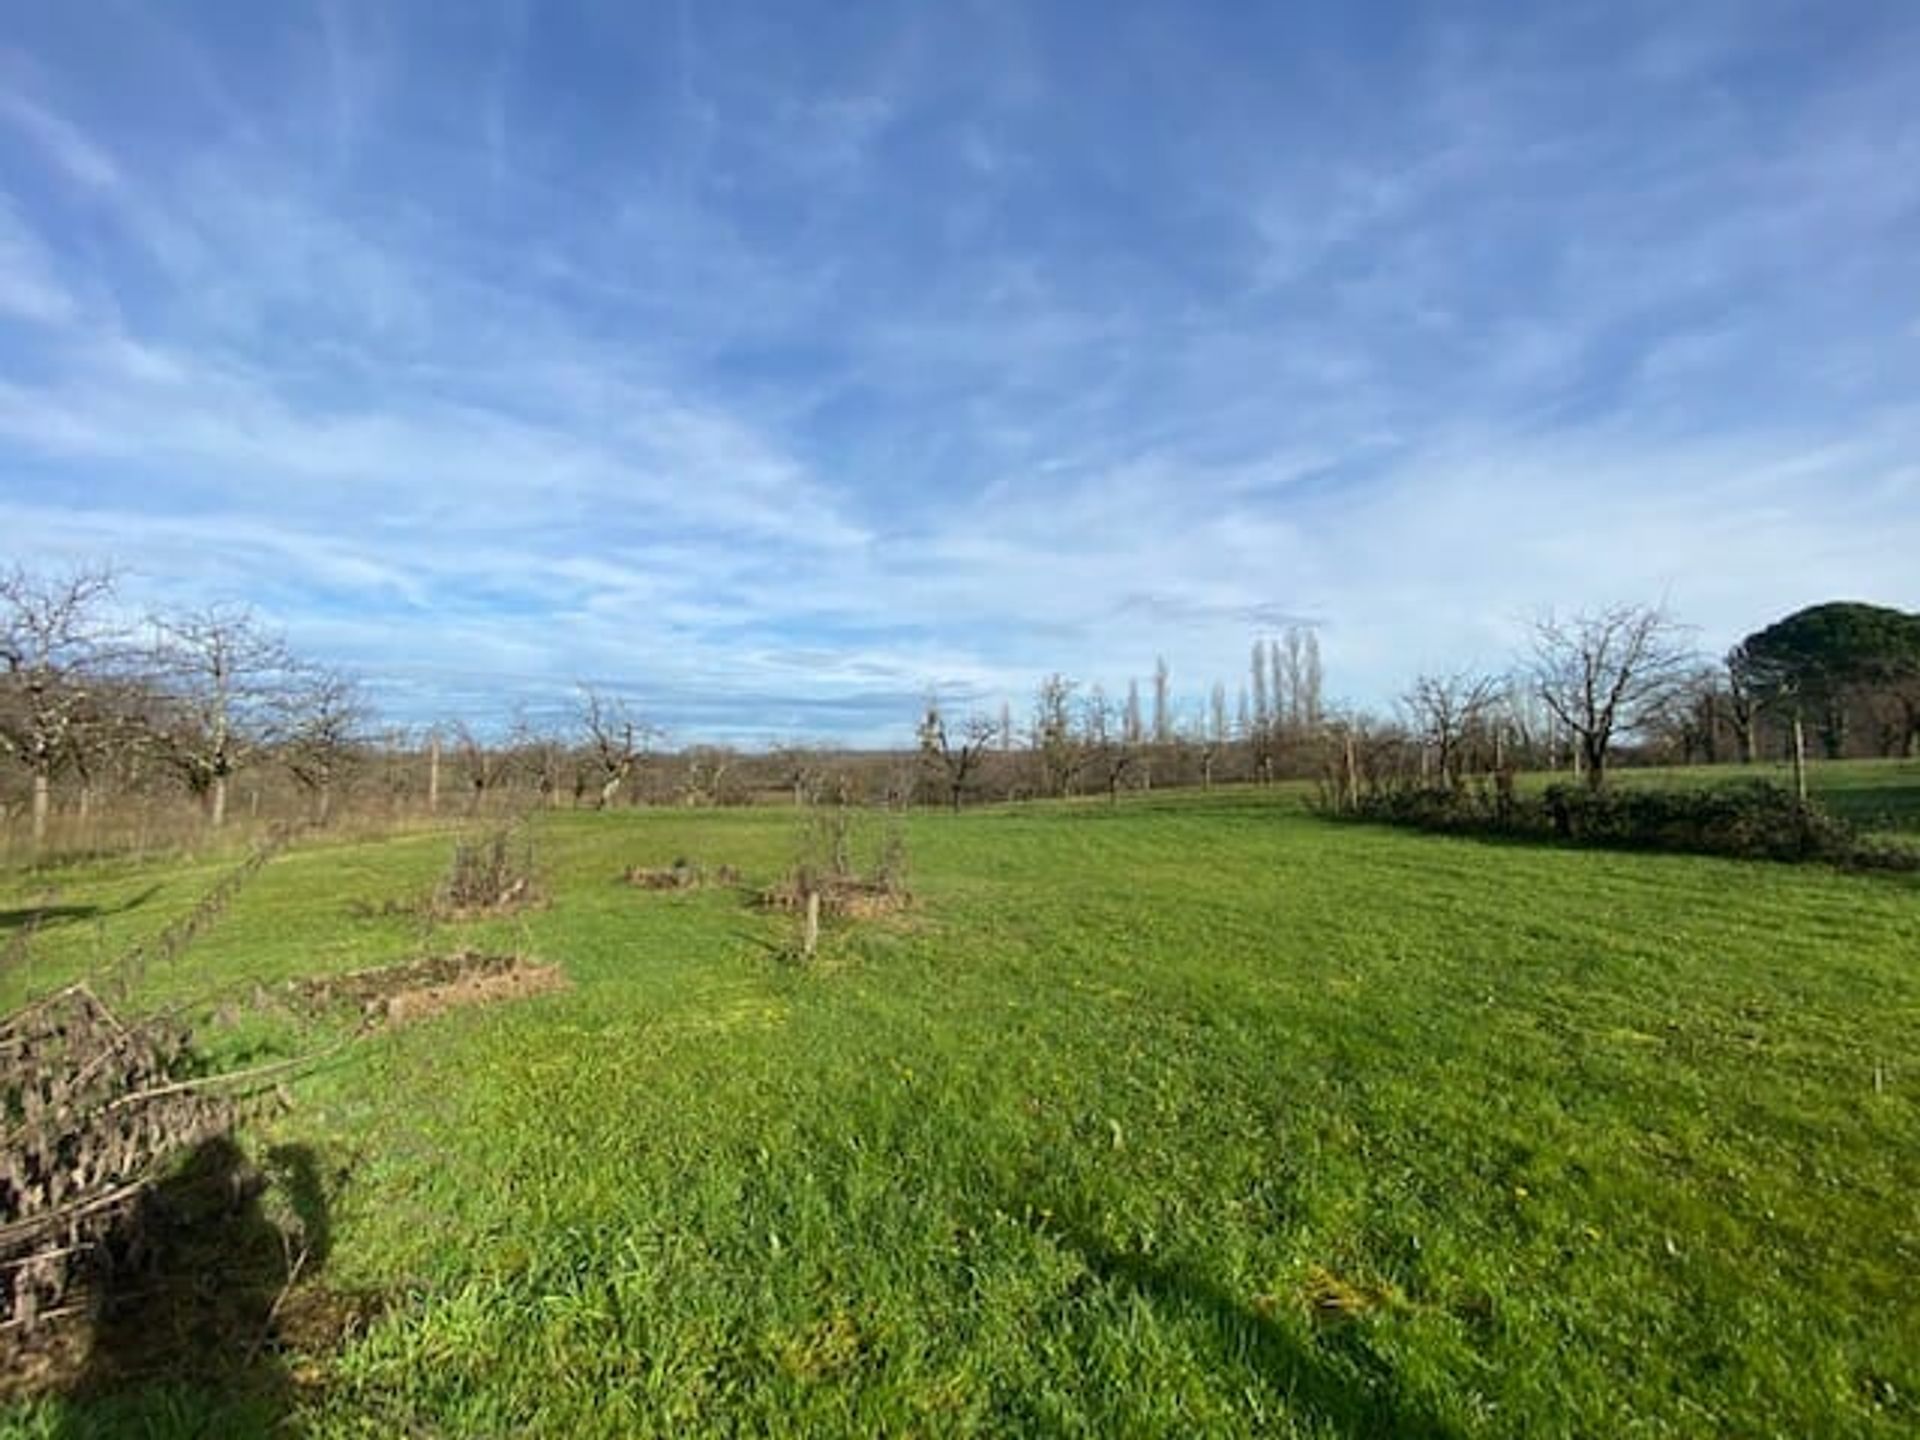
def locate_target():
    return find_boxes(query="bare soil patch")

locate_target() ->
[625,860,740,891]
[758,876,911,919]
[285,952,566,1028]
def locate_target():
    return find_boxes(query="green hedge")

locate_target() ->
[1328,779,1916,870]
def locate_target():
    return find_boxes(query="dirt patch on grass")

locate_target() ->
[625,860,740,891]
[758,877,911,919]
[285,952,566,1028]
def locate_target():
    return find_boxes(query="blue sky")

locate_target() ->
[1,1,1916,744]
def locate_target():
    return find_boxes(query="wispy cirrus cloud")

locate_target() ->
[0,89,120,189]
[0,1,1915,743]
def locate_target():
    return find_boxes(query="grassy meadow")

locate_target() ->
[3,768,1917,1437]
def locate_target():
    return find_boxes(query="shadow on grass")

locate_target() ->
[1818,779,1920,835]
[1034,1213,1461,1439]
[1321,809,1920,880]
[39,1138,347,1439]
[0,885,161,934]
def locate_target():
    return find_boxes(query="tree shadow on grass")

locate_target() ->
[0,885,161,934]
[41,1138,362,1439]
[1034,1213,1462,1439]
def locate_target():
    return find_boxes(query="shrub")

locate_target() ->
[1539,782,1858,863]
[1327,779,1915,870]
[434,827,539,915]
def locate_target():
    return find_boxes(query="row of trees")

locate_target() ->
[0,567,369,845]
[7,562,1916,844]
[918,626,1329,809]
[0,566,706,845]
[1392,601,1920,800]
[921,602,1920,812]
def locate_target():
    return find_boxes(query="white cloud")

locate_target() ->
[0,91,119,189]
[0,3,1915,744]
[0,194,74,322]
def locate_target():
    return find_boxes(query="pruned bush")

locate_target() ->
[1322,778,1916,870]
[761,807,912,923]
[434,827,540,916]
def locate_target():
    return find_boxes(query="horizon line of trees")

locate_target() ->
[6,564,1917,847]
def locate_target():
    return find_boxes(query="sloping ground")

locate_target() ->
[1,786,1916,1437]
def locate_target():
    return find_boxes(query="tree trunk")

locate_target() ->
[1583,735,1607,791]
[210,774,229,828]
[1735,716,1755,765]
[30,771,49,848]
[1791,713,1808,802]
[318,781,334,826]
[1819,698,1846,760]
[427,736,441,814]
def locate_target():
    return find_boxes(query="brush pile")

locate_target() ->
[1,985,238,1378]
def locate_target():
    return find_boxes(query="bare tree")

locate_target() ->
[1722,644,1765,765]
[579,687,654,809]
[450,720,504,815]
[1201,680,1229,789]
[681,745,736,806]
[1250,640,1271,738]
[503,714,567,808]
[1151,656,1172,745]
[276,668,367,824]
[1081,686,1139,804]
[1531,604,1696,791]
[1272,635,1293,731]
[918,700,997,812]
[770,742,825,807]
[0,565,119,845]
[1301,628,1324,730]
[147,604,293,826]
[1032,674,1084,798]
[1403,671,1503,789]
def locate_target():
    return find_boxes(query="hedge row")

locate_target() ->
[1327,779,1918,870]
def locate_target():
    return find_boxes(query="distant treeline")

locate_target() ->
[4,562,1916,855]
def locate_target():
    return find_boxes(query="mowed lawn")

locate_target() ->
[3,783,1917,1437]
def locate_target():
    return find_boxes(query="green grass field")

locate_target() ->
[3,769,1918,1437]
